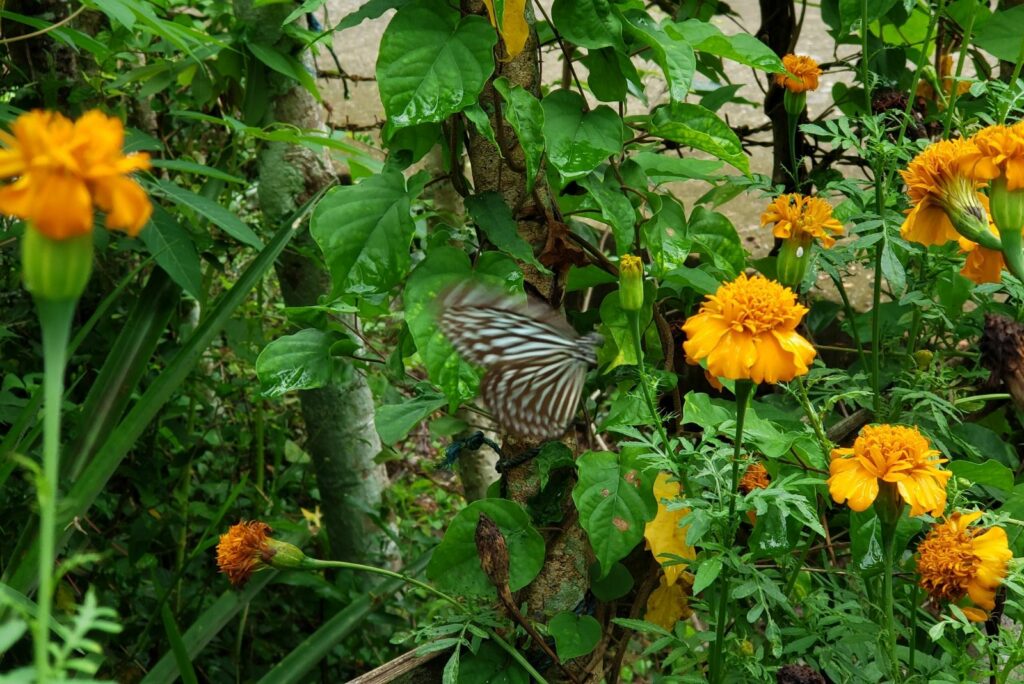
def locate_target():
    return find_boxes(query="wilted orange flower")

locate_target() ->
[959,122,1024,190]
[829,425,951,517]
[0,110,151,240]
[217,521,273,587]
[760,194,844,248]
[900,138,990,247]
[739,462,771,494]
[776,54,821,93]
[959,236,1005,284]
[682,274,816,384]
[917,510,1012,621]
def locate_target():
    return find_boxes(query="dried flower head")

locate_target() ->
[682,274,816,384]
[739,462,771,494]
[829,424,951,517]
[776,54,821,93]
[917,511,1012,621]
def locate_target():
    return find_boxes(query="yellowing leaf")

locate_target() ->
[644,574,692,630]
[643,472,694,586]
[481,0,529,60]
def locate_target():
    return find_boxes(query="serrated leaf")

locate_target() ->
[141,205,201,299]
[310,171,415,295]
[573,451,657,576]
[377,2,496,127]
[880,241,905,295]
[542,89,623,179]
[643,103,749,173]
[427,499,545,596]
[548,612,601,660]
[256,329,335,397]
[493,78,545,191]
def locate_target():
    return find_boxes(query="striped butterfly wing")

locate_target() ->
[438,284,598,440]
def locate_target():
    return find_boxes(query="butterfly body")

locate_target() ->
[438,284,602,440]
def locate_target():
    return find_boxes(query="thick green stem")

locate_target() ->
[871,181,886,417]
[709,380,753,684]
[881,524,901,683]
[33,298,76,682]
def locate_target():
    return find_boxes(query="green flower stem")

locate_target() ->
[787,109,800,189]
[709,379,753,684]
[793,376,830,457]
[626,310,672,458]
[301,558,547,683]
[952,393,1011,406]
[33,298,76,682]
[871,183,886,417]
[998,221,1024,282]
[881,523,901,683]
[942,4,977,138]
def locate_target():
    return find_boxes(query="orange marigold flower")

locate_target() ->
[0,109,151,240]
[760,193,844,249]
[900,138,990,247]
[829,425,951,517]
[217,521,274,587]
[775,54,821,93]
[959,235,1005,284]
[739,462,770,494]
[682,274,816,384]
[959,122,1024,190]
[917,510,1013,620]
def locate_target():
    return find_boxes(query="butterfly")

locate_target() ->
[437,283,603,440]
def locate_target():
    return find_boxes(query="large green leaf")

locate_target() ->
[377,1,496,127]
[548,612,601,660]
[493,78,546,192]
[542,89,623,179]
[975,6,1024,61]
[255,329,337,398]
[375,395,447,445]
[427,499,545,596]
[837,0,899,31]
[551,0,622,49]
[672,19,783,72]
[310,171,415,295]
[579,171,636,255]
[686,205,746,277]
[624,14,695,102]
[572,451,656,576]
[949,459,1014,494]
[643,103,749,173]
[643,193,690,276]
[141,205,201,299]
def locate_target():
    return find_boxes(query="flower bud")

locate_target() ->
[619,254,644,312]
[263,538,309,570]
[21,226,93,302]
[783,89,807,117]
[775,236,811,289]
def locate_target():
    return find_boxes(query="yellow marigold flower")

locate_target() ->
[761,194,844,249]
[828,425,951,517]
[959,122,1024,190]
[959,236,1005,284]
[216,520,308,588]
[739,462,770,494]
[682,274,816,384]
[900,138,990,247]
[775,54,821,93]
[917,510,1012,620]
[0,109,151,240]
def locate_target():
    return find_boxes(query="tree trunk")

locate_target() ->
[238,0,395,565]
[758,0,799,191]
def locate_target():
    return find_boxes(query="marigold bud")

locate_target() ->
[619,254,644,312]
[775,236,811,289]
[21,226,93,302]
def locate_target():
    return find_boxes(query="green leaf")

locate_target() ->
[542,89,623,179]
[151,179,263,248]
[462,104,497,149]
[682,392,731,432]
[686,206,745,277]
[572,451,656,576]
[880,241,905,295]
[643,103,749,173]
[672,19,783,72]
[589,561,634,601]
[335,0,412,30]
[248,42,321,101]
[148,159,246,184]
[579,172,636,255]
[377,1,496,128]
[427,499,545,596]
[644,194,690,276]
[493,78,546,192]
[376,395,447,445]
[141,205,201,299]
[949,459,1014,494]
[691,556,722,594]
[624,15,695,102]
[580,48,628,102]
[998,484,1024,554]
[975,6,1024,61]
[256,329,336,398]
[310,171,415,295]
[838,0,899,31]
[633,151,722,185]
[597,290,651,371]
[548,612,601,660]
[850,509,884,572]
[458,641,529,684]
[466,192,546,271]
[551,0,622,49]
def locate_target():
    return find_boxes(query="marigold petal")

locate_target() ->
[92,175,152,234]
[1006,157,1024,191]
[682,314,730,363]
[828,459,879,511]
[901,201,960,246]
[706,329,757,380]
[960,606,989,622]
[0,171,93,239]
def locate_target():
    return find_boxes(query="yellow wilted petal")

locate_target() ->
[644,575,692,630]
[480,0,529,60]
[644,473,695,586]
